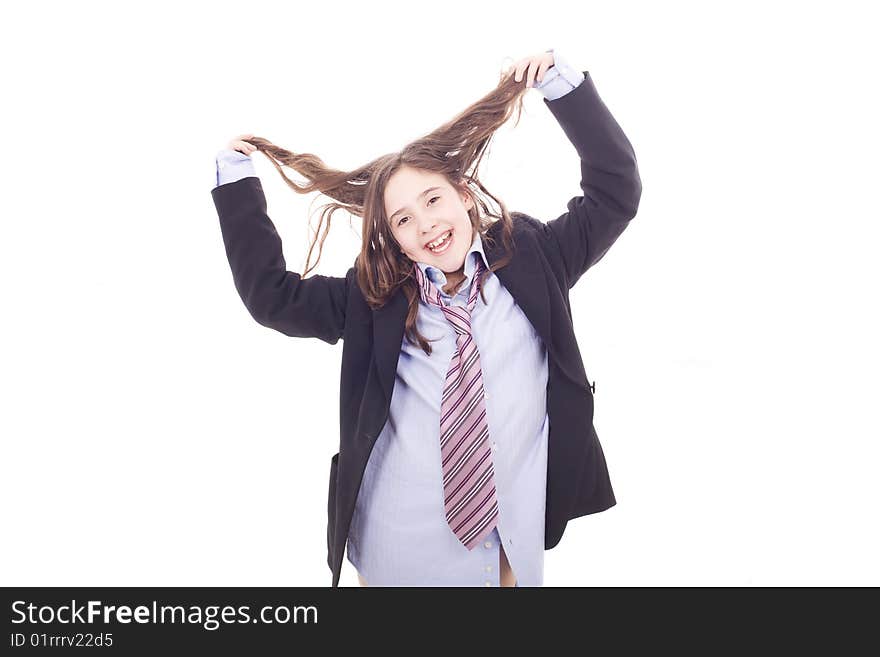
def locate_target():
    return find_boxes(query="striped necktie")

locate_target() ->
[413,256,499,551]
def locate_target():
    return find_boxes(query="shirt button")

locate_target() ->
[484,541,492,548]
[492,442,498,451]
[485,581,492,587]
[485,565,492,572]
[218,161,227,169]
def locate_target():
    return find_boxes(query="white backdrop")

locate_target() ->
[2,0,878,586]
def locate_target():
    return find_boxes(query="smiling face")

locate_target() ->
[384,166,475,271]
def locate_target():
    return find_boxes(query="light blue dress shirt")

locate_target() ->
[212,50,584,586]
[347,228,550,587]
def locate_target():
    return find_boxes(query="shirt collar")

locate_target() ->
[416,228,487,295]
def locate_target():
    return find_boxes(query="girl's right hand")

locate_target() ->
[226,133,257,155]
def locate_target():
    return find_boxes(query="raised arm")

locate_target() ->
[211,175,351,344]
[540,70,642,288]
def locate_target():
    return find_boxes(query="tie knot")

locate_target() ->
[414,257,485,319]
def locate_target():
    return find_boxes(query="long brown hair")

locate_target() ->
[243,67,529,355]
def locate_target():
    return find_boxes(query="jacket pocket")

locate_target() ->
[327,452,339,557]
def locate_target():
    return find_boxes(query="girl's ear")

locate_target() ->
[461,189,474,210]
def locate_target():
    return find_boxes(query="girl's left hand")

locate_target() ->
[507,51,555,88]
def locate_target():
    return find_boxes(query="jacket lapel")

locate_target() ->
[484,230,553,352]
[373,286,408,412]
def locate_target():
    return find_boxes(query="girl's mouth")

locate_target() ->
[426,229,453,255]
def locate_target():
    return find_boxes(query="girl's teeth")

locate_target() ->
[428,231,451,251]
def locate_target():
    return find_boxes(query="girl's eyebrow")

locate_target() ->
[390,186,443,221]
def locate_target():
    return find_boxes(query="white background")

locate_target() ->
[2,0,878,587]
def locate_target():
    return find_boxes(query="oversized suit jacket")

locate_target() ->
[211,71,642,587]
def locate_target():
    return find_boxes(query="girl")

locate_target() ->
[211,49,641,587]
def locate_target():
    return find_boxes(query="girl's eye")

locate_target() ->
[398,197,440,226]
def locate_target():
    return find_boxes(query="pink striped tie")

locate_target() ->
[413,257,499,551]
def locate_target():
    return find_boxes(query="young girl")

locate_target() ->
[211,49,641,587]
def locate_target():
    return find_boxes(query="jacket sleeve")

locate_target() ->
[211,175,350,344]
[539,71,642,289]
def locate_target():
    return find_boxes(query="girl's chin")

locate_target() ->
[432,252,466,271]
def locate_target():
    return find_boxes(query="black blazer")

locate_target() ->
[211,71,641,587]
